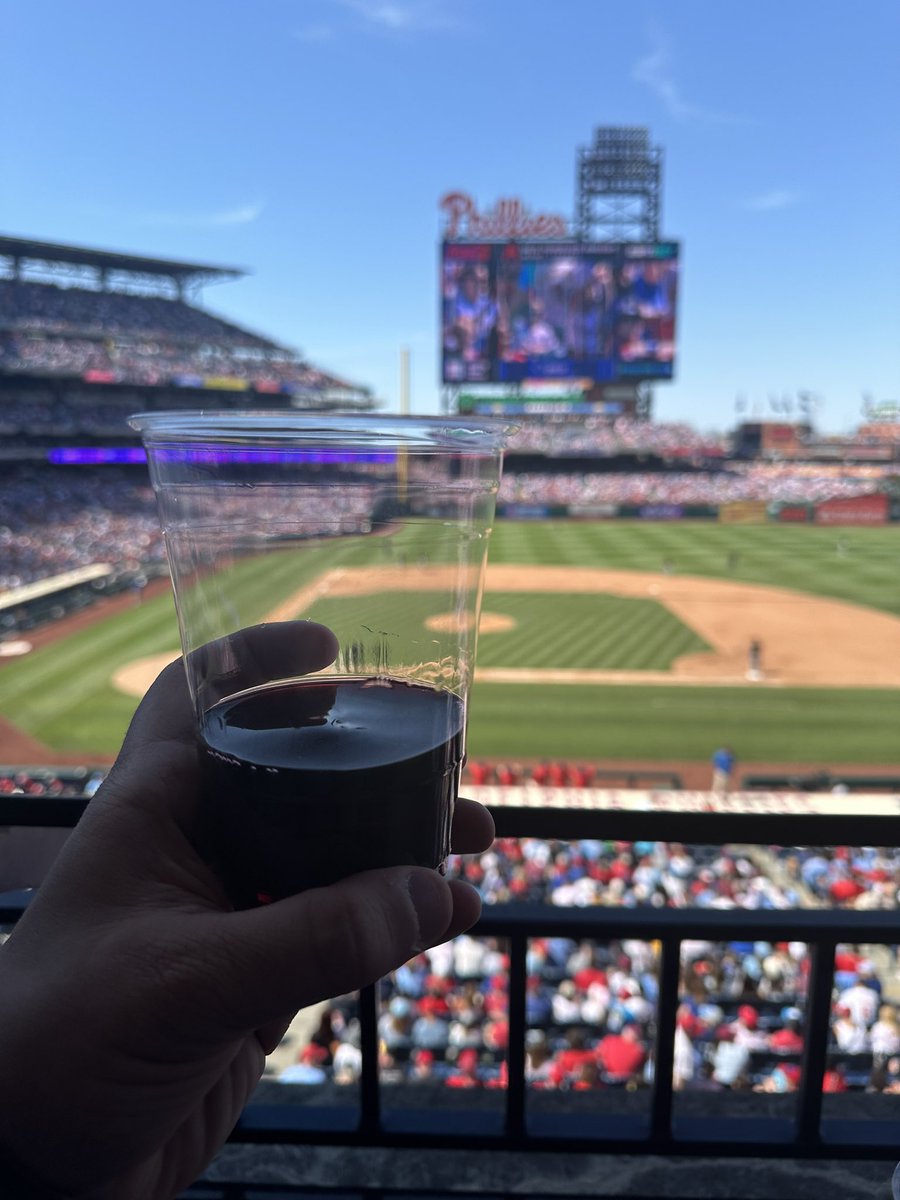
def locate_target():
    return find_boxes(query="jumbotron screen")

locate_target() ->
[441,240,679,385]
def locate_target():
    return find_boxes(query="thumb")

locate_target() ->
[204,867,480,1033]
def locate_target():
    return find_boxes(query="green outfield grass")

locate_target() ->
[474,592,708,670]
[0,518,898,763]
[466,681,900,763]
[489,520,900,616]
[302,589,709,672]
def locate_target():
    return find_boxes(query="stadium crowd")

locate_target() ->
[0,466,384,592]
[498,463,891,508]
[276,836,900,1096]
[777,846,900,912]
[4,757,895,1100]
[0,455,893,595]
[0,469,163,591]
[0,767,105,798]
[0,281,270,345]
[0,331,350,393]
[0,282,358,394]
[505,416,728,459]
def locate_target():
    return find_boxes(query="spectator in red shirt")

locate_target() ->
[547,761,569,787]
[573,965,607,992]
[768,1018,804,1055]
[830,877,866,904]
[409,1048,436,1082]
[467,761,491,786]
[596,1023,646,1082]
[483,1016,509,1052]
[834,946,862,975]
[822,1066,847,1093]
[445,1047,481,1088]
[495,762,518,787]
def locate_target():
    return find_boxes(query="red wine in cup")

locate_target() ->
[195,676,465,908]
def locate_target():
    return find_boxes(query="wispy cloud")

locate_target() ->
[334,0,463,34]
[138,202,265,229]
[743,189,802,212]
[292,1,464,45]
[77,200,266,229]
[632,22,749,125]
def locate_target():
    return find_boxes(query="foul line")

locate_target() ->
[475,668,783,687]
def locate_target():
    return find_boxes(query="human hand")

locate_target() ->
[0,622,494,1199]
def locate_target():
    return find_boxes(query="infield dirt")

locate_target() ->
[110,564,900,697]
[6,564,900,777]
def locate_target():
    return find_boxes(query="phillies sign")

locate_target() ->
[440,190,569,240]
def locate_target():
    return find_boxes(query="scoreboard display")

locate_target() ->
[441,240,679,386]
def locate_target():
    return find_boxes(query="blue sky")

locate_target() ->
[2,0,898,432]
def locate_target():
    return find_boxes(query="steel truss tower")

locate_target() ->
[577,126,663,418]
[576,126,662,242]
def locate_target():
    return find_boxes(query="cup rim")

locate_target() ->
[128,410,517,450]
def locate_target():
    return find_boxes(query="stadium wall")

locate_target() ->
[497,492,895,525]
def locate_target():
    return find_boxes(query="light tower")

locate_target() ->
[577,127,665,420]
[576,125,662,242]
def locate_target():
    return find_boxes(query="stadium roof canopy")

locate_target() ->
[0,234,244,288]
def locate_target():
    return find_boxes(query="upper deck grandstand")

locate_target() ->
[0,234,374,409]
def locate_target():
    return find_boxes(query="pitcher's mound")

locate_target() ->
[425,611,517,635]
[113,653,180,698]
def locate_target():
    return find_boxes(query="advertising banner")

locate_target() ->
[814,493,888,526]
[719,500,769,524]
[639,504,683,520]
[567,504,619,519]
[203,376,249,391]
[773,504,812,524]
[681,505,719,519]
[497,503,566,519]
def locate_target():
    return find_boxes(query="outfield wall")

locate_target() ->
[498,492,896,525]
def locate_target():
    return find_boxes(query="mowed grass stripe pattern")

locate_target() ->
[467,682,900,763]
[475,593,707,670]
[488,520,900,616]
[1,518,899,762]
[0,592,181,751]
[300,590,708,672]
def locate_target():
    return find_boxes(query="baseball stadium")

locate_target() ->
[2,127,900,1196]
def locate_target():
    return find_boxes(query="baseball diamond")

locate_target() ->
[1,520,899,770]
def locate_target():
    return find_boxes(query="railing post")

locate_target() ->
[506,931,528,1141]
[650,933,680,1143]
[797,935,836,1144]
[358,983,381,1135]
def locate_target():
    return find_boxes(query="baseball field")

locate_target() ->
[1,519,900,778]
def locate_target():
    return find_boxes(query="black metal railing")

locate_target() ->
[229,904,900,1161]
[3,793,900,1190]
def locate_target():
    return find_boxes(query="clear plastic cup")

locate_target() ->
[130,411,512,906]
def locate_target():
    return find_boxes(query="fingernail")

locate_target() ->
[405,870,452,951]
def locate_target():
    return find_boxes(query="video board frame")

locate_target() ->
[441,239,679,385]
